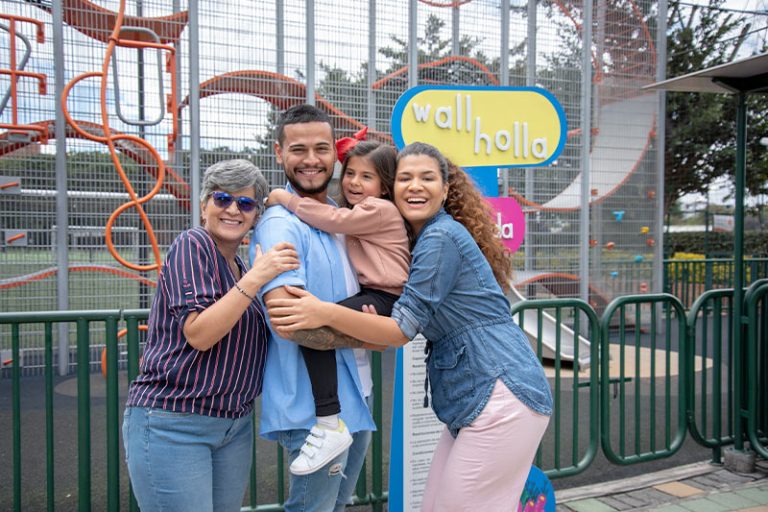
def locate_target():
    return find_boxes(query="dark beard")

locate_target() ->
[286,171,333,196]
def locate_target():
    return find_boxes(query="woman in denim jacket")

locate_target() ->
[268,142,553,511]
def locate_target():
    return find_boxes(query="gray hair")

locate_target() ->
[200,159,269,215]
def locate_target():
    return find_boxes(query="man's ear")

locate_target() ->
[274,142,284,165]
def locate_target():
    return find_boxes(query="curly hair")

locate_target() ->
[397,142,512,290]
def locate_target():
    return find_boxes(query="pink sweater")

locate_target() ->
[284,195,410,296]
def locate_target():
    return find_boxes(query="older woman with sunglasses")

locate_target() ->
[123,159,299,512]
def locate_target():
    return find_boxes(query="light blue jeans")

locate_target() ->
[281,396,373,512]
[334,395,373,512]
[122,406,253,512]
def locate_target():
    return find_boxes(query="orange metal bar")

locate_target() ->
[60,0,184,273]
[6,233,25,244]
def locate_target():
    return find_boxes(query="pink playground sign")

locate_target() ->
[485,197,526,253]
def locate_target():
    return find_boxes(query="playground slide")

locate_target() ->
[508,285,592,369]
[540,93,657,211]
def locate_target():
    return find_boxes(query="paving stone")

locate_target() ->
[735,486,768,504]
[709,491,761,509]
[606,492,648,508]
[650,506,690,512]
[714,469,761,485]
[735,507,768,512]
[625,488,678,506]
[679,497,736,512]
[655,482,706,498]
[599,495,637,510]
[707,490,761,509]
[688,473,738,490]
[565,498,618,512]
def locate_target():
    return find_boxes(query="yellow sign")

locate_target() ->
[391,86,566,169]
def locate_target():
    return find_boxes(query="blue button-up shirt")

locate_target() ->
[391,209,553,436]
[251,185,376,440]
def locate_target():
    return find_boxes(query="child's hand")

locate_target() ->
[265,189,292,208]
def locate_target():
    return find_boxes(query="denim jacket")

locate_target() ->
[391,209,553,436]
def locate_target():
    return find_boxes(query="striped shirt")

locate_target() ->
[126,227,268,418]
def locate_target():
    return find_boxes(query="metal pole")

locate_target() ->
[136,0,150,310]
[452,3,460,57]
[189,0,201,227]
[53,0,69,376]
[579,0,593,304]
[732,91,747,451]
[276,0,285,76]
[408,0,418,88]
[654,0,667,296]
[500,0,510,86]
[524,0,535,272]
[172,0,182,173]
[367,0,377,130]
[500,0,511,202]
[306,0,315,105]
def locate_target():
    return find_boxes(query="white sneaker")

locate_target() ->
[289,420,353,476]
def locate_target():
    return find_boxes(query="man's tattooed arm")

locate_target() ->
[287,326,368,350]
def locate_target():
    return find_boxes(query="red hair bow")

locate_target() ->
[335,127,368,163]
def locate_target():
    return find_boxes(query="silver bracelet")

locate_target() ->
[234,282,256,301]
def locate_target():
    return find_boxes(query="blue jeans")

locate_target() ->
[280,398,373,512]
[334,394,373,511]
[122,406,253,512]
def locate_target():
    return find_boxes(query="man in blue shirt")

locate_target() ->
[251,104,376,512]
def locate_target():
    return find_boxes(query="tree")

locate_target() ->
[664,0,768,212]
[314,13,504,135]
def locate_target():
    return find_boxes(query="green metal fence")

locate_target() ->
[2,284,766,511]
[600,294,688,465]
[686,288,735,461]
[0,310,385,512]
[664,258,768,307]
[744,279,768,459]
[510,298,600,478]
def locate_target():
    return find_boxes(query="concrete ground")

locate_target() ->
[557,458,768,511]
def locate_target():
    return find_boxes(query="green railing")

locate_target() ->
[664,257,768,307]
[686,288,735,461]
[3,285,767,510]
[744,279,768,459]
[510,298,600,478]
[0,310,385,512]
[600,294,688,465]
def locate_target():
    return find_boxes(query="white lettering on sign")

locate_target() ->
[412,94,548,159]
[496,212,515,240]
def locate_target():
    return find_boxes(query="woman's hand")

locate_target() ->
[241,242,299,294]
[265,188,292,208]
[267,285,328,335]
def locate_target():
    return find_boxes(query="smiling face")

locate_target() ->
[394,154,448,235]
[275,121,336,201]
[201,186,258,253]
[341,155,384,206]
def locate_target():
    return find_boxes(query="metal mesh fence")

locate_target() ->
[4,0,761,375]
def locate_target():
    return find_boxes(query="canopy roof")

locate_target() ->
[644,52,768,94]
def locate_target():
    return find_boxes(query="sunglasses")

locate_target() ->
[211,191,259,213]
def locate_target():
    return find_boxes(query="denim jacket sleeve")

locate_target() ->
[391,226,460,339]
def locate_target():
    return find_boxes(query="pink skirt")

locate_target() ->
[421,379,550,512]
